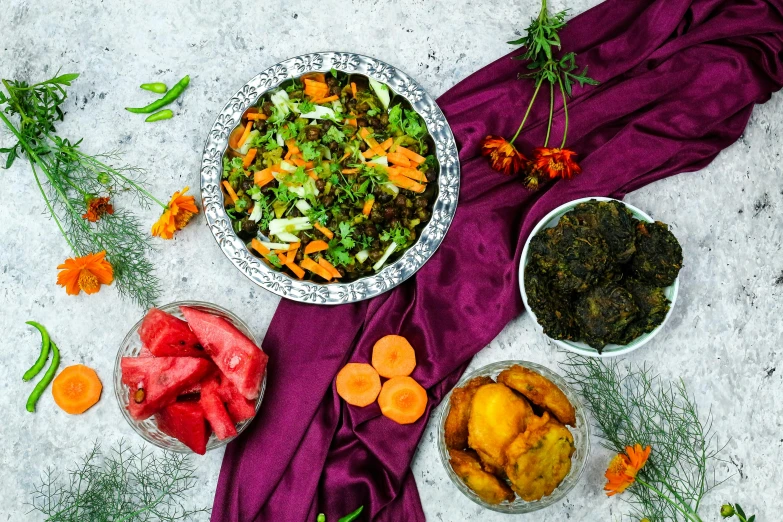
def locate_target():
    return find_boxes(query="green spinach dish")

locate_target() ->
[524,200,683,352]
[221,70,438,282]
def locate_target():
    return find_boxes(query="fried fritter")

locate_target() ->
[448,449,515,505]
[497,365,576,427]
[468,383,532,474]
[575,283,639,351]
[524,263,580,341]
[568,199,638,264]
[444,376,495,450]
[613,277,671,344]
[629,221,683,287]
[504,412,575,502]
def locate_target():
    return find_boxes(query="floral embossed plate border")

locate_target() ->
[200,52,460,304]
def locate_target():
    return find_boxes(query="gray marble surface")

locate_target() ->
[1,0,781,520]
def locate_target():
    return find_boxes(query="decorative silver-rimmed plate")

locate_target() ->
[200,52,460,304]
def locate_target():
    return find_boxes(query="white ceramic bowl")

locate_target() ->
[519,197,679,358]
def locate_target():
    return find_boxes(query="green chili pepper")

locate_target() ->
[23,321,50,381]
[317,515,326,522]
[26,340,60,413]
[140,82,168,94]
[338,506,363,522]
[145,109,174,122]
[126,75,190,114]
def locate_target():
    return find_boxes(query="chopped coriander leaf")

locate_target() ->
[326,241,352,267]
[330,68,339,78]
[306,205,329,225]
[267,254,283,268]
[280,122,298,140]
[299,100,315,114]
[402,109,427,139]
[366,108,380,117]
[265,140,281,152]
[322,126,346,144]
[299,141,320,161]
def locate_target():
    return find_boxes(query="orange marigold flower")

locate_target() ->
[56,251,114,296]
[604,444,651,496]
[481,135,527,175]
[532,147,582,179]
[82,196,114,222]
[151,186,199,239]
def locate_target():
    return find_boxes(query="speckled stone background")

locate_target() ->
[1,0,781,520]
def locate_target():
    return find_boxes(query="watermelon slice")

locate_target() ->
[181,306,267,400]
[200,375,238,440]
[216,372,257,423]
[139,308,205,358]
[156,402,211,455]
[121,356,213,420]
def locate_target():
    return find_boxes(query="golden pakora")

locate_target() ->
[444,376,494,450]
[467,383,532,474]
[448,449,515,505]
[498,365,576,426]
[504,412,575,501]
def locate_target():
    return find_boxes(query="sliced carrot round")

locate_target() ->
[378,376,428,425]
[335,363,381,407]
[372,335,416,378]
[51,364,103,415]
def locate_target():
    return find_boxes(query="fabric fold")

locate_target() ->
[212,0,783,520]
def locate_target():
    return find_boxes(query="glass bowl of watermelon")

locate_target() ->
[114,301,268,454]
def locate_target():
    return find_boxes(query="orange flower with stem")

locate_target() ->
[605,443,651,496]
[81,196,114,222]
[56,251,114,295]
[151,186,199,239]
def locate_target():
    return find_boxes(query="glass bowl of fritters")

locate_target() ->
[437,360,589,513]
[520,197,682,357]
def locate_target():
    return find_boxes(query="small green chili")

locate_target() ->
[23,321,50,381]
[140,82,168,94]
[126,75,190,114]
[26,340,60,413]
[145,109,174,122]
[338,506,364,522]
[317,515,326,522]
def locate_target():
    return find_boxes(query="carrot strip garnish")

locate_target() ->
[362,149,377,159]
[362,197,374,217]
[285,261,305,279]
[379,138,394,151]
[341,168,360,174]
[300,257,333,281]
[243,148,257,168]
[397,146,426,165]
[246,113,267,121]
[359,127,385,156]
[254,168,275,187]
[318,257,342,278]
[222,181,239,203]
[312,95,338,104]
[347,118,357,127]
[251,238,270,255]
[388,174,426,193]
[304,79,329,98]
[314,222,334,239]
[229,124,245,150]
[302,72,326,83]
[307,170,319,181]
[237,121,253,148]
[350,82,357,98]
[387,152,411,168]
[304,240,329,255]
[389,166,427,183]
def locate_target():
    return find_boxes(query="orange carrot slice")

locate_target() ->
[359,127,385,156]
[284,259,305,279]
[254,168,275,187]
[362,197,374,217]
[229,124,245,150]
[378,376,428,424]
[341,168,360,174]
[397,146,426,165]
[388,174,426,193]
[243,148,257,168]
[222,181,239,203]
[251,238,270,255]
[304,240,329,255]
[350,82,357,98]
[379,138,394,151]
[301,72,326,84]
[304,79,329,98]
[237,121,253,148]
[336,363,381,407]
[389,166,427,183]
[306,170,319,180]
[387,152,411,167]
[300,257,333,280]
[314,222,334,239]
[312,95,339,104]
[246,113,267,121]
[318,257,342,278]
[51,364,103,415]
[372,335,417,378]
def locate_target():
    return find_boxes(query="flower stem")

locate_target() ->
[636,478,703,522]
[544,80,554,147]
[557,73,569,148]
[510,78,544,143]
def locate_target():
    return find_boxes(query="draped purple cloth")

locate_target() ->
[213,0,783,519]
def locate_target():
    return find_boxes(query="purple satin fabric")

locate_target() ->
[213,0,783,520]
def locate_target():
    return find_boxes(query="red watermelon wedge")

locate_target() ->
[139,308,205,358]
[181,306,267,400]
[156,402,211,455]
[216,372,257,423]
[121,356,213,420]
[200,375,238,440]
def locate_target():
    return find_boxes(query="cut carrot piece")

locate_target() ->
[372,335,417,378]
[229,124,245,150]
[312,95,338,104]
[277,251,288,264]
[378,376,427,424]
[246,113,267,121]
[350,82,357,98]
[318,257,342,278]
[285,261,305,279]
[251,238,270,255]
[362,197,374,217]
[222,181,239,203]
[301,72,326,84]
[387,152,411,167]
[51,364,103,415]
[243,148,257,168]
[314,222,334,239]
[304,79,329,98]
[361,149,378,159]
[389,166,427,183]
[254,168,275,187]
[388,174,426,193]
[379,138,394,151]
[304,240,329,255]
[237,121,253,148]
[397,146,426,165]
[341,168,360,174]
[347,118,357,127]
[336,363,381,407]
[307,169,319,180]
[359,128,385,156]
[300,257,333,280]
[285,139,300,155]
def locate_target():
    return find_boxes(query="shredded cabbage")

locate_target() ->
[369,78,391,110]
[373,241,398,271]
